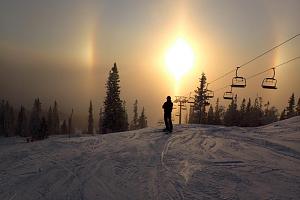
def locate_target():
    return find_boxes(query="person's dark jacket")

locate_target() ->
[162,100,173,114]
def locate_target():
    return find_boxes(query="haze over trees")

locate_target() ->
[185,73,297,127]
[0,68,297,139]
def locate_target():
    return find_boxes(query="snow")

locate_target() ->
[1,117,300,200]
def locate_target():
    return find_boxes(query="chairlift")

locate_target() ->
[231,67,246,88]
[205,83,214,98]
[262,68,277,89]
[223,86,233,100]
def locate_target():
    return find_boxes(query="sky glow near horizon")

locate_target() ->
[0,0,300,126]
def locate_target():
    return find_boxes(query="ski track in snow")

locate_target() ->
[1,117,300,199]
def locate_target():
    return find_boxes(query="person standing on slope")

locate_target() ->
[162,96,173,133]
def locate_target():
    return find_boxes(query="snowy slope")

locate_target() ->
[1,117,300,200]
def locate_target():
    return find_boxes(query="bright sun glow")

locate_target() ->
[165,38,195,80]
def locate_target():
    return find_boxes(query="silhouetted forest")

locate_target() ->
[188,73,300,127]
[0,63,148,140]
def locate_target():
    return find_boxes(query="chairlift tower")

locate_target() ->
[174,96,188,125]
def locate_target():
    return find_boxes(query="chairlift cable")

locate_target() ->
[212,56,300,93]
[208,33,300,85]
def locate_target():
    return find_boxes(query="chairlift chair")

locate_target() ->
[231,67,246,88]
[262,68,277,89]
[223,86,233,100]
[206,90,214,98]
[205,83,214,98]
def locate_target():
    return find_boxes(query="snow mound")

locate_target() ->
[1,118,300,199]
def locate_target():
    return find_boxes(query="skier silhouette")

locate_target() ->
[162,96,173,133]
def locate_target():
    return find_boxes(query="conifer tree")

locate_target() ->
[102,63,127,133]
[296,98,300,116]
[0,100,4,136]
[280,109,286,120]
[138,107,147,128]
[251,97,263,126]
[53,101,60,134]
[68,109,74,137]
[29,98,42,139]
[207,105,214,124]
[263,102,278,124]
[16,105,28,137]
[224,95,238,126]
[88,100,94,134]
[286,93,295,118]
[122,100,129,131]
[47,106,53,135]
[213,98,222,125]
[244,98,252,126]
[130,99,139,130]
[193,73,208,124]
[0,100,15,136]
[240,98,247,126]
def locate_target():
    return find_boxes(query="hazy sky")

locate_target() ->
[0,0,300,127]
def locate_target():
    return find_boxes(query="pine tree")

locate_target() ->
[40,117,48,139]
[16,105,28,137]
[98,108,103,134]
[213,98,222,125]
[138,107,147,128]
[53,101,60,134]
[251,97,263,126]
[68,109,74,137]
[240,98,247,126]
[122,100,129,131]
[244,98,252,126]
[286,93,296,118]
[47,106,53,136]
[88,100,94,134]
[0,100,16,137]
[29,98,42,139]
[280,109,286,120]
[102,63,127,133]
[193,73,208,124]
[0,100,4,136]
[130,99,139,130]
[207,105,214,124]
[224,95,238,126]
[296,98,300,116]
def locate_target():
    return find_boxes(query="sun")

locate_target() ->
[165,38,195,80]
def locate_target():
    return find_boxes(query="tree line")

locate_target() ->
[189,73,300,127]
[0,62,147,139]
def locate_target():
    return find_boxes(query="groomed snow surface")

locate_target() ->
[1,117,300,200]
